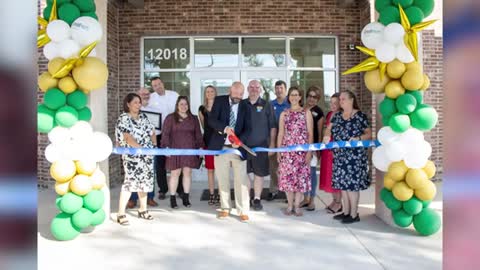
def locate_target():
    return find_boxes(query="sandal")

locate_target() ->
[214,194,221,206]
[326,205,343,214]
[117,214,130,226]
[294,208,304,217]
[283,207,293,216]
[138,210,154,220]
[208,194,215,205]
[306,203,315,211]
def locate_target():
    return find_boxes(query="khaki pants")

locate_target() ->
[269,155,279,193]
[214,149,250,215]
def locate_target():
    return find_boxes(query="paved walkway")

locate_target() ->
[38,181,442,270]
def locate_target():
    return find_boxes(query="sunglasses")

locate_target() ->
[307,94,318,99]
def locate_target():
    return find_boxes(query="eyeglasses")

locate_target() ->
[307,94,318,99]
[289,93,300,97]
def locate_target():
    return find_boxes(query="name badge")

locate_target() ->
[256,106,263,112]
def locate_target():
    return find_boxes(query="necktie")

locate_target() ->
[229,105,236,128]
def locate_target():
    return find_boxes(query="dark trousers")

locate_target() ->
[130,134,183,202]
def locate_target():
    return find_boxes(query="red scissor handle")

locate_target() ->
[228,134,242,146]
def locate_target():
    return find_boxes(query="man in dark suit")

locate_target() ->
[208,81,252,222]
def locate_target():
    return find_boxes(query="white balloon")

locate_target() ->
[46,20,71,43]
[377,126,400,146]
[43,42,60,60]
[89,132,113,162]
[48,126,71,144]
[89,48,97,57]
[69,121,93,141]
[395,42,415,63]
[372,146,392,172]
[375,43,396,63]
[71,16,103,46]
[58,39,80,59]
[385,141,407,162]
[400,128,424,145]
[45,144,62,163]
[383,23,405,45]
[404,140,431,168]
[361,22,385,50]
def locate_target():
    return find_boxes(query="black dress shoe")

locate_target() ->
[252,199,263,211]
[341,215,360,224]
[170,195,178,209]
[158,192,166,200]
[266,192,278,201]
[333,213,348,220]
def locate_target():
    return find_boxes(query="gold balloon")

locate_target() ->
[75,160,97,176]
[385,80,405,99]
[384,174,396,191]
[70,174,93,196]
[406,169,429,189]
[47,57,66,75]
[387,161,408,181]
[90,168,106,190]
[38,72,58,92]
[72,57,109,91]
[50,160,76,183]
[55,180,71,196]
[52,42,99,79]
[420,74,430,91]
[406,61,422,72]
[364,69,390,94]
[386,60,406,79]
[58,76,78,94]
[414,180,437,201]
[401,70,424,90]
[422,160,437,179]
[392,181,414,201]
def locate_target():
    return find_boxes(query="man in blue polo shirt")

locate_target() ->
[267,80,290,201]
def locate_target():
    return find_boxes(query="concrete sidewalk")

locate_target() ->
[38,181,442,270]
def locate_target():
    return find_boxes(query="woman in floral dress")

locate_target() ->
[115,93,156,225]
[277,86,314,216]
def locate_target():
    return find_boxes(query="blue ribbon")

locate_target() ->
[112,140,381,156]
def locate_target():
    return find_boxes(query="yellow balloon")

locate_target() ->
[386,60,406,79]
[422,160,437,179]
[384,174,396,190]
[385,80,405,99]
[75,160,97,176]
[387,161,408,181]
[50,160,76,183]
[70,174,93,196]
[420,74,430,91]
[58,76,78,94]
[38,72,58,92]
[55,180,71,196]
[392,181,414,201]
[406,168,429,189]
[47,57,66,76]
[364,69,390,94]
[414,180,437,201]
[401,69,424,90]
[406,61,422,72]
[72,57,109,91]
[90,167,106,190]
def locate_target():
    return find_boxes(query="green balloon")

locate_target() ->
[380,97,397,119]
[55,105,79,128]
[38,104,55,133]
[59,192,83,214]
[67,90,88,110]
[406,90,423,105]
[43,5,53,20]
[405,6,425,25]
[389,113,411,133]
[73,0,96,12]
[413,0,434,17]
[382,116,391,127]
[422,200,431,208]
[72,208,94,229]
[81,12,98,20]
[392,209,413,227]
[403,196,423,215]
[56,196,62,211]
[83,190,105,212]
[413,208,441,236]
[380,188,390,201]
[395,93,417,114]
[44,88,67,110]
[379,6,400,25]
[58,3,81,25]
[375,0,393,13]
[392,0,413,8]
[384,191,402,211]
[410,104,438,131]
[50,213,81,241]
[91,209,106,226]
[78,106,92,121]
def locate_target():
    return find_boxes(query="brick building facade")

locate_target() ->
[37,0,443,188]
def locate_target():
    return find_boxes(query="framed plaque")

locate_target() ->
[141,110,162,130]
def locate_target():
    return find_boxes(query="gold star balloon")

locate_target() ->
[342,46,387,81]
[37,0,58,48]
[52,41,98,78]
[398,4,437,62]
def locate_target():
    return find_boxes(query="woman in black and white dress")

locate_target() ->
[115,93,156,225]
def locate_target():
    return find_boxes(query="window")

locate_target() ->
[290,70,336,112]
[194,38,239,68]
[144,72,190,97]
[144,38,190,70]
[242,38,286,67]
[290,38,336,69]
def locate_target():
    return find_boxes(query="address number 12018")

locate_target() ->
[146,48,188,61]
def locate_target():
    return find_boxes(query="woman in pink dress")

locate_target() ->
[319,93,342,213]
[277,86,314,216]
